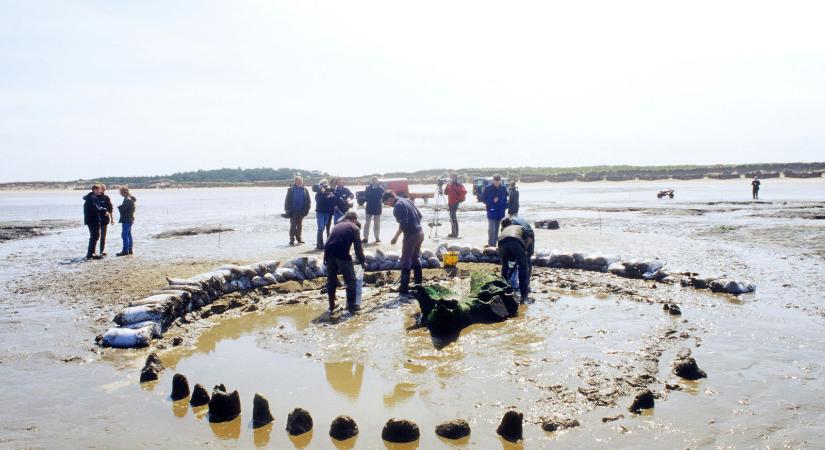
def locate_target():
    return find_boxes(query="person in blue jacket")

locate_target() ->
[483,174,508,246]
[333,179,354,224]
[362,176,384,243]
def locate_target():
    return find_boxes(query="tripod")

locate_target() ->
[428,185,447,239]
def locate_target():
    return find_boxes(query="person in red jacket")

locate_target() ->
[444,173,467,238]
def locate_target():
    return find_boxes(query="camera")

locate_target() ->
[436,177,448,194]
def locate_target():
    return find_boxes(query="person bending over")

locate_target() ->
[324,211,366,313]
[498,217,534,302]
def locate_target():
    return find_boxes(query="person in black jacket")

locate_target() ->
[97,184,114,255]
[362,176,384,244]
[333,179,354,224]
[324,211,365,313]
[507,181,520,217]
[314,179,337,250]
[116,186,137,256]
[284,176,311,246]
[82,184,109,259]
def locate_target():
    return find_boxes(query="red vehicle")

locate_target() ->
[356,178,434,205]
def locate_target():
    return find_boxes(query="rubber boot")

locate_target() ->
[399,269,411,296]
[413,265,423,286]
[316,230,324,250]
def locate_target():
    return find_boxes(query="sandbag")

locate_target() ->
[436,243,449,259]
[427,257,441,268]
[263,273,278,284]
[384,251,400,262]
[709,279,755,295]
[100,326,154,348]
[122,320,162,338]
[364,251,376,262]
[276,267,297,281]
[252,276,270,287]
[114,304,169,326]
[471,247,484,256]
[130,294,180,307]
[421,249,435,260]
[483,246,499,257]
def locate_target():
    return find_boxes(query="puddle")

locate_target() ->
[119,291,706,448]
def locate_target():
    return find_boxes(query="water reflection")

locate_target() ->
[252,423,272,448]
[209,417,242,440]
[331,435,358,450]
[192,405,208,420]
[171,399,189,418]
[384,440,420,450]
[383,382,416,407]
[324,362,364,400]
[288,430,313,449]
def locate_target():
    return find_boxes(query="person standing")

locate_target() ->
[324,211,366,313]
[333,179,354,224]
[507,181,520,217]
[483,174,508,247]
[314,179,336,250]
[362,176,384,244]
[82,184,108,260]
[497,218,534,302]
[384,190,424,296]
[444,173,467,238]
[751,177,761,200]
[116,186,137,256]
[285,176,311,246]
[97,184,114,256]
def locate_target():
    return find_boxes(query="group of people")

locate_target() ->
[299,174,532,313]
[283,176,367,249]
[83,184,136,259]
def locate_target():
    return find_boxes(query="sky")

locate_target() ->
[1,0,824,182]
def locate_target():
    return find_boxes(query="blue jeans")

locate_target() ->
[334,209,345,224]
[121,222,133,253]
[488,219,501,246]
[316,212,331,248]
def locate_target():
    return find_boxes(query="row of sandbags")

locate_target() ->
[98,246,755,348]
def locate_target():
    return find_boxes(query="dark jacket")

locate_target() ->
[285,185,311,217]
[83,192,108,225]
[334,186,354,213]
[483,184,508,220]
[324,221,365,264]
[507,187,519,215]
[393,197,423,235]
[117,196,137,224]
[364,184,385,216]
[510,216,535,256]
[99,193,113,224]
[315,188,336,214]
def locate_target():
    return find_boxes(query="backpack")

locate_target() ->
[451,183,466,203]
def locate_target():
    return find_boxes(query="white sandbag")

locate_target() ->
[379,260,395,271]
[710,279,755,295]
[419,258,429,269]
[100,326,154,348]
[447,243,462,252]
[535,248,551,258]
[364,251,376,262]
[276,267,297,281]
[548,253,576,268]
[307,257,319,269]
[263,273,278,284]
[292,256,309,270]
[608,262,626,276]
[421,249,435,260]
[384,251,401,262]
[483,246,498,256]
[129,294,178,308]
[427,257,441,268]
[471,247,484,256]
[375,248,386,261]
[436,243,449,259]
[251,276,270,287]
[121,320,162,338]
[114,304,168,326]
[459,245,472,256]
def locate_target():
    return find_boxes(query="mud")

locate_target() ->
[152,226,233,239]
[0,220,76,242]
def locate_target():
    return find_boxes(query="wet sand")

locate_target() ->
[1,180,824,448]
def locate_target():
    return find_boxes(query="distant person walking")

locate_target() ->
[444,173,467,238]
[285,176,311,246]
[314,179,336,250]
[82,184,110,260]
[751,177,761,200]
[384,190,424,296]
[116,186,136,256]
[483,174,508,247]
[97,184,114,256]
[324,211,366,314]
[507,181,520,217]
[333,179,354,224]
[362,176,384,244]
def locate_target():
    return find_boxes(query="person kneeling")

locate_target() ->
[324,211,366,313]
[498,218,533,303]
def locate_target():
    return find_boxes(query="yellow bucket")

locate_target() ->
[443,251,460,267]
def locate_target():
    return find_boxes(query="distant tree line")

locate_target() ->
[94,167,327,185]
